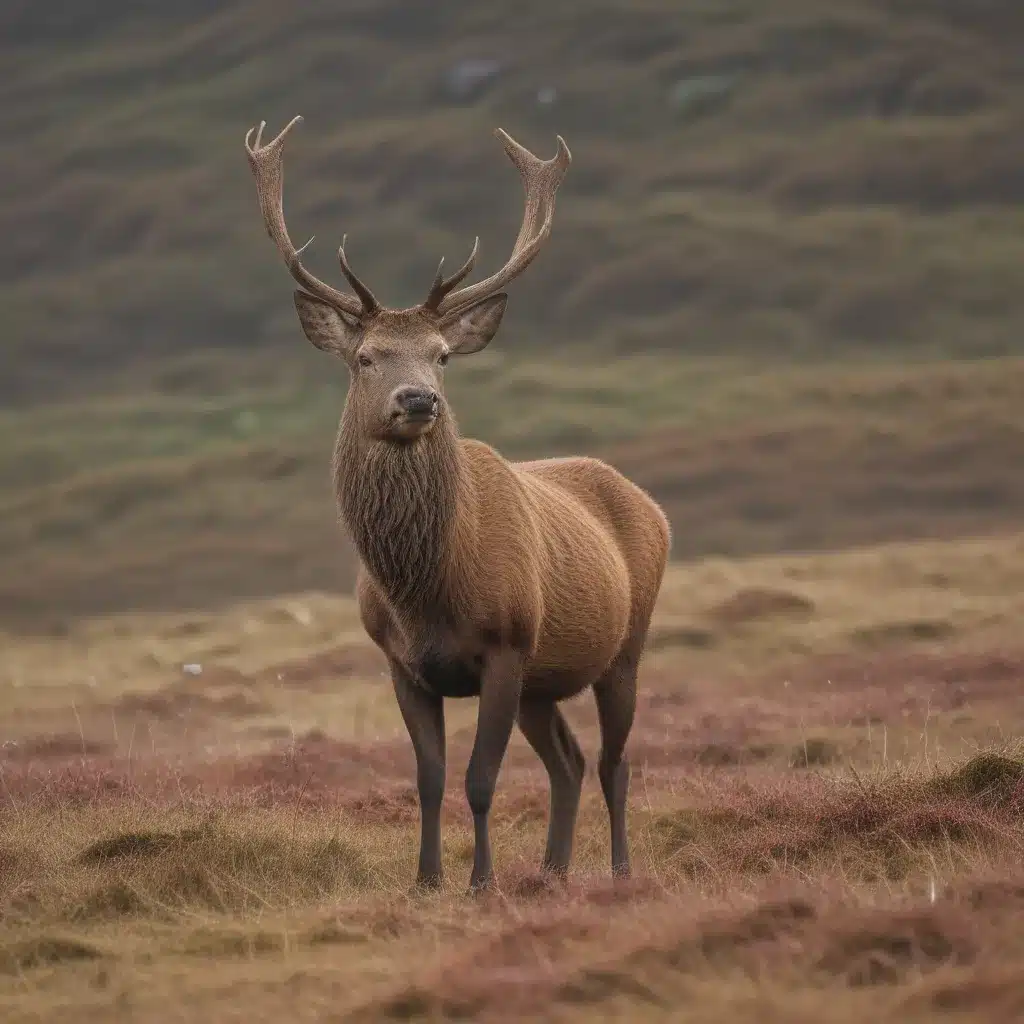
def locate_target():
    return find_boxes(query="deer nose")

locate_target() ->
[393,387,438,416]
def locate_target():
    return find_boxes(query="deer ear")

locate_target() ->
[293,291,362,356]
[439,293,507,355]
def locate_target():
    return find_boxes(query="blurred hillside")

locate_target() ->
[3,0,1023,397]
[1,0,1023,624]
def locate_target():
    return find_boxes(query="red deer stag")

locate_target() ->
[244,115,671,891]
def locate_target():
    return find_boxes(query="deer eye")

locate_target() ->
[357,353,373,368]
[438,351,450,367]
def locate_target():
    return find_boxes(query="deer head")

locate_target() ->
[244,116,571,443]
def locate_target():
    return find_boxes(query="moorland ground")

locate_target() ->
[3,532,1024,1021]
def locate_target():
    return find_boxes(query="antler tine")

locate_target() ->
[244,115,376,318]
[420,236,480,312]
[338,235,380,314]
[431,130,571,317]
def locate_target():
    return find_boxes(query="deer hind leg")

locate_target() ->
[517,698,585,877]
[593,649,640,878]
[389,657,446,890]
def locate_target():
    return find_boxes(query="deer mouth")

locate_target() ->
[389,409,438,440]
[393,409,437,427]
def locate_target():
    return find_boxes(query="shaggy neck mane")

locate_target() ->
[333,409,464,617]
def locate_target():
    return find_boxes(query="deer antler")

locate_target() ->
[421,129,572,316]
[244,116,379,318]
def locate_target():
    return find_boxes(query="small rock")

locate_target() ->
[288,604,314,627]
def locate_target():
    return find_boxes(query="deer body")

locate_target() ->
[245,116,670,890]
[345,437,665,700]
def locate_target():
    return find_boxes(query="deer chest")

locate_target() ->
[413,648,485,699]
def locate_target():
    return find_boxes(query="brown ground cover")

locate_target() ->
[3,532,1024,1020]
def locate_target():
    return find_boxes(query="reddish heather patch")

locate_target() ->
[642,689,690,711]
[209,729,413,800]
[354,873,675,1020]
[626,703,786,771]
[261,644,387,688]
[1,733,113,761]
[621,647,1024,773]
[707,586,815,626]
[907,966,1024,1018]
[316,900,431,942]
[497,787,550,824]
[356,878,1024,1022]
[0,756,197,810]
[778,649,1024,707]
[485,866,662,905]
[343,785,419,824]
[884,803,1003,846]
[500,869,567,901]
[435,901,605,982]
[114,684,265,720]
[815,906,977,986]
[0,730,413,812]
[949,877,1024,912]
[650,756,1024,885]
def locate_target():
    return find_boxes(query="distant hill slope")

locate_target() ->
[2,0,1023,401]
[4,352,1024,626]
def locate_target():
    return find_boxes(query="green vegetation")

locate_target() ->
[4,353,1024,624]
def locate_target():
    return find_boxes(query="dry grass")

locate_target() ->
[1,752,1022,1022]
[2,530,1024,1020]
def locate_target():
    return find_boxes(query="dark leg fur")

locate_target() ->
[389,657,446,889]
[593,649,640,878]
[464,648,525,891]
[517,698,586,877]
